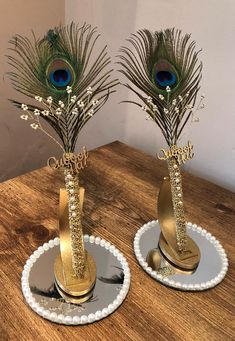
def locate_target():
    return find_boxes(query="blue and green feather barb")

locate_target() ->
[7,22,118,152]
[118,28,202,146]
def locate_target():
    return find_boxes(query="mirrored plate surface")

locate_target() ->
[134,221,228,291]
[22,236,130,325]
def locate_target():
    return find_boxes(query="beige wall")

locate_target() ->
[66,0,235,191]
[0,0,65,181]
[1,1,234,191]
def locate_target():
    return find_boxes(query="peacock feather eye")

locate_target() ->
[153,60,178,90]
[47,59,75,90]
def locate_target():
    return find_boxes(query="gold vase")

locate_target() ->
[53,155,96,304]
[147,143,201,272]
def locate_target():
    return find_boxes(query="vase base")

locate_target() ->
[54,251,96,303]
[158,233,200,271]
[54,280,94,304]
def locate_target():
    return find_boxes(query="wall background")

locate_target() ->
[1,0,234,191]
[0,0,65,181]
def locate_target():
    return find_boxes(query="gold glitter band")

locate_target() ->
[167,157,187,252]
[64,168,86,278]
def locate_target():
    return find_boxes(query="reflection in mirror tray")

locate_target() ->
[21,235,130,325]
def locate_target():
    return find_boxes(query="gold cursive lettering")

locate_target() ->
[47,147,89,174]
[157,141,194,165]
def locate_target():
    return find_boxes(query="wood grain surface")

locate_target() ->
[0,141,234,341]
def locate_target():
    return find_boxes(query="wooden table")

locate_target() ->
[0,141,234,341]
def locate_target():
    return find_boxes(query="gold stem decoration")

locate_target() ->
[167,157,187,252]
[49,148,96,303]
[156,142,200,271]
[64,168,86,278]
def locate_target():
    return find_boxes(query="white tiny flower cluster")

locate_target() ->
[20,114,28,120]
[70,95,77,103]
[187,104,193,110]
[66,86,72,94]
[47,96,53,105]
[72,107,79,115]
[77,100,84,108]
[56,108,62,116]
[30,123,39,130]
[35,96,42,102]
[21,104,28,111]
[41,110,49,116]
[58,100,65,108]
[144,96,158,114]
[88,109,94,117]
[87,87,92,95]
[20,85,100,131]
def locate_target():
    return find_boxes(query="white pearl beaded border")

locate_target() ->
[134,220,228,291]
[21,235,131,325]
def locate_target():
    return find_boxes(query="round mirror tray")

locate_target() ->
[21,235,130,325]
[134,220,228,291]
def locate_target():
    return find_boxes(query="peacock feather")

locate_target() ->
[7,22,118,152]
[117,28,203,146]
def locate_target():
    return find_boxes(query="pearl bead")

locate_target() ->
[102,308,108,316]
[54,237,60,245]
[43,243,49,251]
[95,237,101,244]
[48,240,54,248]
[58,314,64,321]
[110,245,115,252]
[178,193,182,197]
[43,310,50,318]
[175,172,179,176]
[100,239,105,246]
[88,313,95,322]
[105,242,110,249]
[173,164,177,169]
[73,316,80,323]
[81,315,88,323]
[175,179,180,183]
[70,205,76,210]
[50,312,57,320]
[72,212,76,218]
[95,310,102,319]
[89,235,95,243]
[68,181,73,186]
[69,189,74,194]
[65,316,72,324]
[83,234,89,242]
